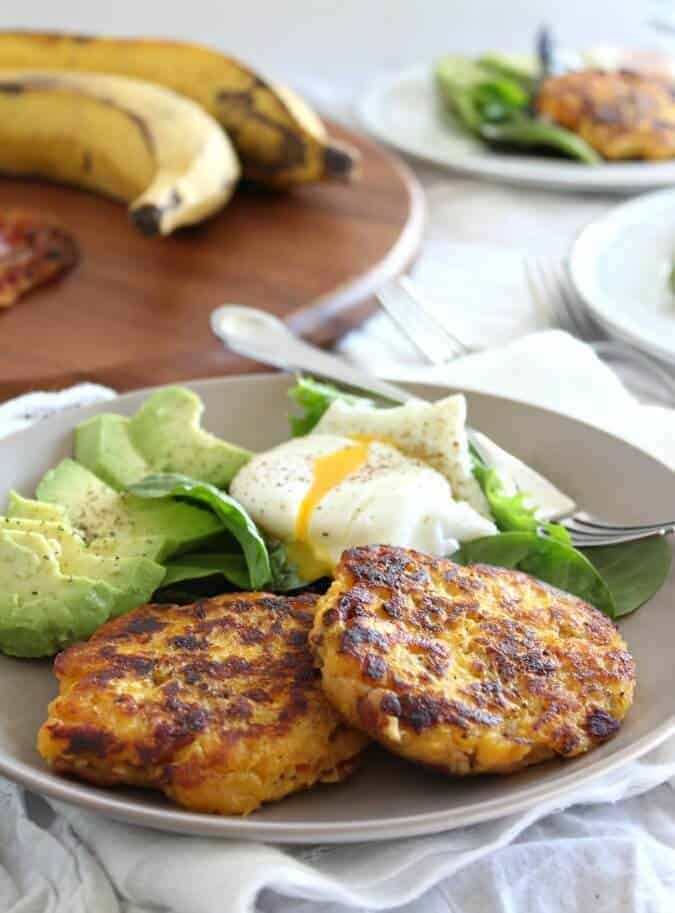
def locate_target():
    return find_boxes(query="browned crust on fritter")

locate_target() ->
[536,68,675,160]
[311,546,635,775]
[38,592,367,815]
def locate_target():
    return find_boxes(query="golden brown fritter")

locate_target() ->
[311,546,635,775]
[38,592,367,815]
[536,69,675,160]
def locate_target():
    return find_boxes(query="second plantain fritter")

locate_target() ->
[38,592,367,815]
[311,545,635,775]
[536,69,675,160]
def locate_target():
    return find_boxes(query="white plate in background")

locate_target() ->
[358,65,675,193]
[569,188,675,365]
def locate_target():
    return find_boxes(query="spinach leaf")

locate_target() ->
[580,537,672,617]
[160,539,307,594]
[472,460,571,545]
[129,473,270,589]
[455,531,616,617]
[268,540,309,592]
[288,377,376,437]
[161,553,250,589]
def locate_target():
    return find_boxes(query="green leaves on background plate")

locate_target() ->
[434,54,601,164]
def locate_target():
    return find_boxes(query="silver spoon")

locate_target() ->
[210,305,576,521]
[210,305,415,405]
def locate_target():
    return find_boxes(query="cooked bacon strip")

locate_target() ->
[0,211,78,308]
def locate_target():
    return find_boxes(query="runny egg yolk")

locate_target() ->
[295,440,370,544]
[286,440,371,579]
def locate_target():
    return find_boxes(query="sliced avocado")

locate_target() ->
[0,516,164,619]
[37,458,222,561]
[89,534,166,562]
[76,413,150,489]
[0,515,86,556]
[0,529,119,657]
[7,490,69,524]
[7,492,165,562]
[128,387,251,486]
[61,550,163,620]
[75,387,251,490]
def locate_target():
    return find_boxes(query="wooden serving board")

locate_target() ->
[0,122,424,401]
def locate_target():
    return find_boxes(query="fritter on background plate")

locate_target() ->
[311,545,635,775]
[536,69,675,160]
[39,592,367,815]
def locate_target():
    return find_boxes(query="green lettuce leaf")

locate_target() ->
[128,473,270,589]
[288,377,376,436]
[472,461,571,545]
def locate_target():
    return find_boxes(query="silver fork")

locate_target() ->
[524,258,675,407]
[376,276,474,364]
[375,278,675,548]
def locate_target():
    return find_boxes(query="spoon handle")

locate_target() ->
[211,306,413,404]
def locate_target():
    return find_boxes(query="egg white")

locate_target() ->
[230,433,495,578]
[312,393,491,517]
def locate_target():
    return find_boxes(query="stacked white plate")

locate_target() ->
[568,189,675,368]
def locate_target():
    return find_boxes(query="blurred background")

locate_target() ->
[2,0,675,393]
[3,1,670,101]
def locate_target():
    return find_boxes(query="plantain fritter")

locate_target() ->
[536,69,675,160]
[311,545,635,775]
[38,592,367,815]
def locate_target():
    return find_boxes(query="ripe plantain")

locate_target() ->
[0,31,359,186]
[0,71,240,235]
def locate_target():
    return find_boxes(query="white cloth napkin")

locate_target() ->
[1,318,675,913]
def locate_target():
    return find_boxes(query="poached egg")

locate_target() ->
[230,394,496,580]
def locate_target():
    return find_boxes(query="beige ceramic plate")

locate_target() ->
[0,375,673,842]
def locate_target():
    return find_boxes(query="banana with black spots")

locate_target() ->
[0,31,359,186]
[0,70,241,236]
